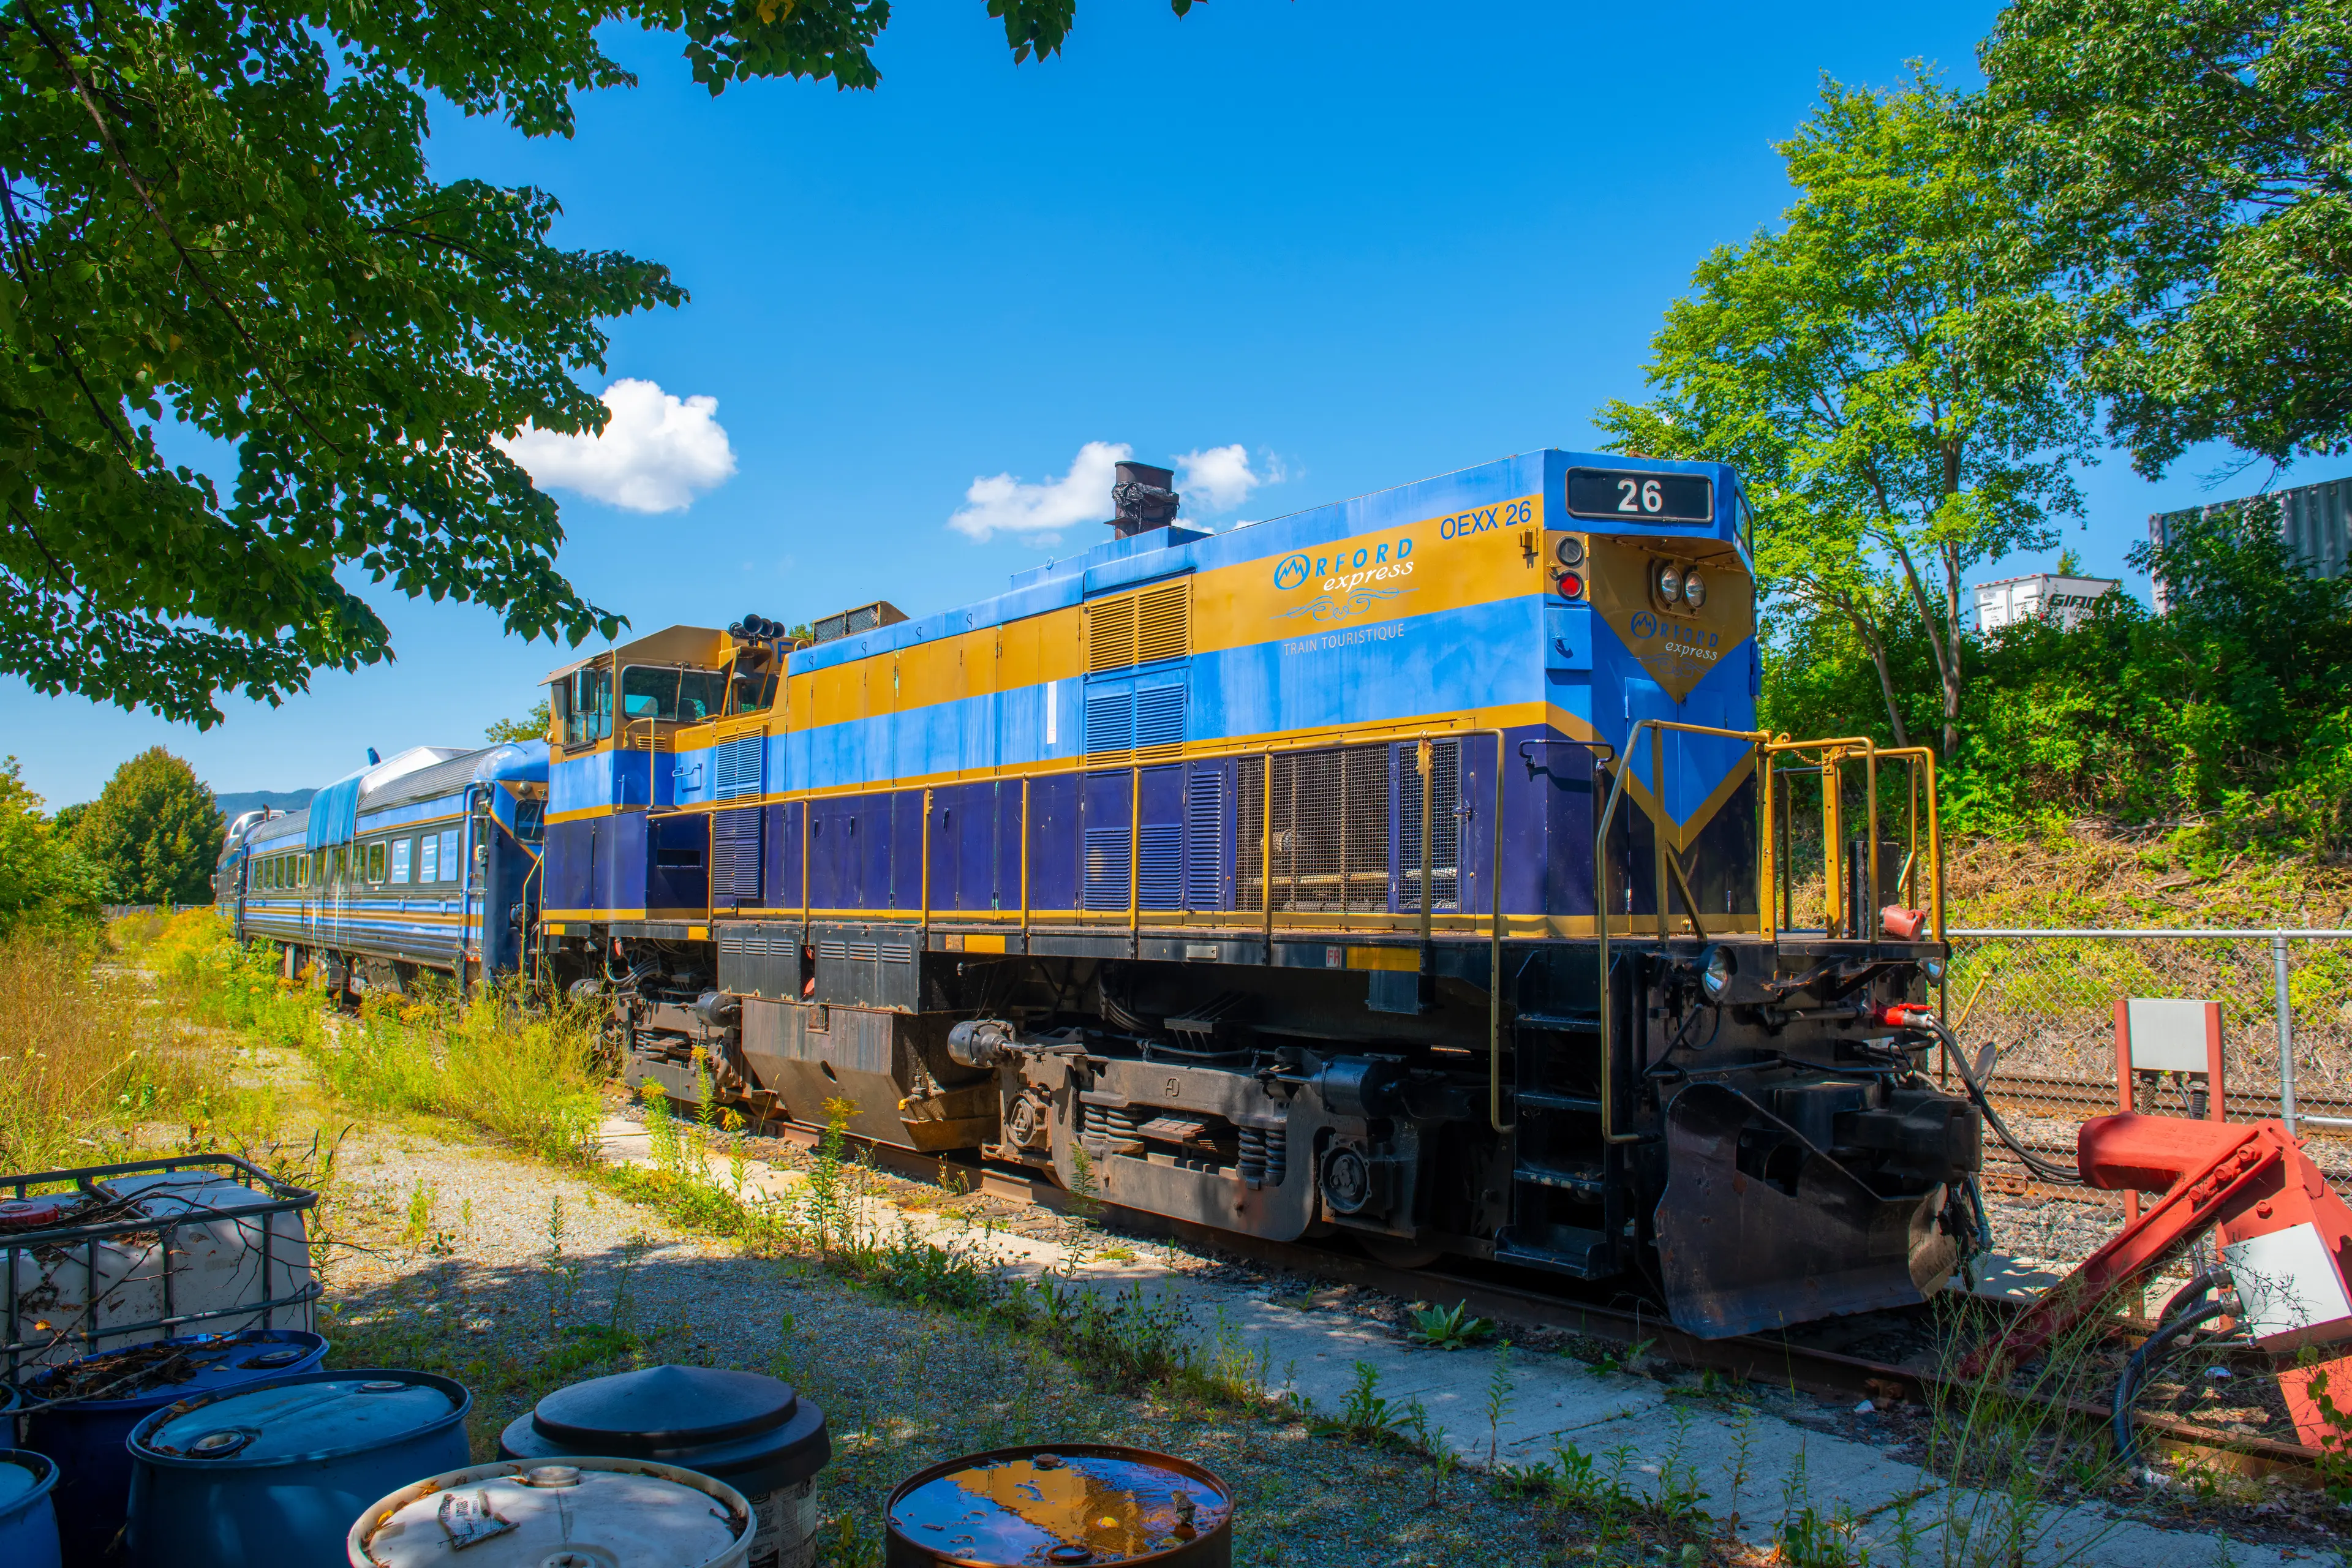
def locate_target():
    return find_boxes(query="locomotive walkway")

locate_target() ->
[599,1114,2308,1567]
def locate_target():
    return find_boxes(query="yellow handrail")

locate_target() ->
[1593,720,1770,1144]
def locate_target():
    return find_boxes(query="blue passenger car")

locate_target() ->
[222,744,548,991]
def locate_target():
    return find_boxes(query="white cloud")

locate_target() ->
[498,379,736,514]
[949,440,1131,541]
[1176,444,1280,513]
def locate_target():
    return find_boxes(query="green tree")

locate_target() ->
[1981,0,2352,473]
[1598,78,2095,757]
[0,758,109,933]
[486,699,550,745]
[73,747,224,905]
[2,1,1186,726]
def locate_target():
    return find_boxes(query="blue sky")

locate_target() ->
[7,0,2320,805]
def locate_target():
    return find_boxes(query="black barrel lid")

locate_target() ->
[531,1366,798,1452]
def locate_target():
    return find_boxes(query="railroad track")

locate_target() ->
[744,1118,2332,1490]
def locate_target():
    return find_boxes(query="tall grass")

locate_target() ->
[0,930,235,1172]
[307,981,611,1164]
[140,908,325,1050]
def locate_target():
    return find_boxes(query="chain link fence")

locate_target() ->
[1942,927,2352,1186]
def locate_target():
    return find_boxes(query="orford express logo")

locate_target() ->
[1271,535,1419,625]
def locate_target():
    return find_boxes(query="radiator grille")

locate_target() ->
[1238,742,1398,914]
[1398,738,1462,912]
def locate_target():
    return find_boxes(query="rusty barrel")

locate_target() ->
[884,1444,1232,1567]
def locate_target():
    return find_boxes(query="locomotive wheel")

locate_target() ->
[1360,1237,1444,1270]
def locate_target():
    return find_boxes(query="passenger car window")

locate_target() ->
[440,829,462,883]
[390,839,411,883]
[368,843,387,883]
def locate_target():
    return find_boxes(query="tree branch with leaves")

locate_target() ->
[1597,77,2095,759]
[0,0,1200,725]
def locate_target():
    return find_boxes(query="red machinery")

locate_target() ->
[1967,1112,2352,1450]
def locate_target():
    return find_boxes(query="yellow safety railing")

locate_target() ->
[1591,723,1945,1144]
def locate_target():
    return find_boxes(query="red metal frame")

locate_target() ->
[1966,1112,2352,1449]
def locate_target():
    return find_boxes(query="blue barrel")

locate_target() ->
[0,1449,62,1568]
[123,1369,469,1568]
[21,1327,326,1565]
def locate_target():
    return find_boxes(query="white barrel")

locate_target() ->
[349,1457,753,1568]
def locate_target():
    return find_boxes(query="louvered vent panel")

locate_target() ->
[710,807,763,905]
[1082,828,1131,910]
[1133,684,1185,760]
[1135,581,1191,665]
[1137,824,1183,910]
[1087,595,1137,673]
[1085,690,1135,758]
[714,733,764,800]
[1184,767,1225,910]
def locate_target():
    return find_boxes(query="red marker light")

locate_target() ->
[1557,571,1585,599]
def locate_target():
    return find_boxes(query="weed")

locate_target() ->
[1067,1140,1104,1221]
[401,1178,435,1246]
[1485,1337,1513,1466]
[1404,1299,1493,1351]
[1593,1335,1654,1375]
[1316,1361,1431,1450]
[543,1194,585,1325]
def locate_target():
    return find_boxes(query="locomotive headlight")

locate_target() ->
[1556,570,1585,600]
[1656,563,1683,603]
[1555,535,1585,568]
[1682,570,1707,609]
[1700,943,1735,1001]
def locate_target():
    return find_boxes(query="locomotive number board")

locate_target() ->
[1564,467,1715,525]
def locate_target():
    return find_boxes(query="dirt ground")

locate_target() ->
[314,1117,1720,1568]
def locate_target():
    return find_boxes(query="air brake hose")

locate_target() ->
[1876,1005,2084,1186]
[2112,1270,2237,1469]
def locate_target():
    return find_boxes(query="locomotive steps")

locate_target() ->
[597,1108,2309,1567]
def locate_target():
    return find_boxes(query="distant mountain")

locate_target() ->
[215,788,314,825]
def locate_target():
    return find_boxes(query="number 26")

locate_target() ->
[1616,479,1664,514]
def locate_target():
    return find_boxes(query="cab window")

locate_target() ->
[560,665,613,747]
[620,665,725,725]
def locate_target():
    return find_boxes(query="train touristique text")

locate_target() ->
[217,451,1981,1336]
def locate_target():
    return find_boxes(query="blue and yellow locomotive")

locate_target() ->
[524,448,1979,1337]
